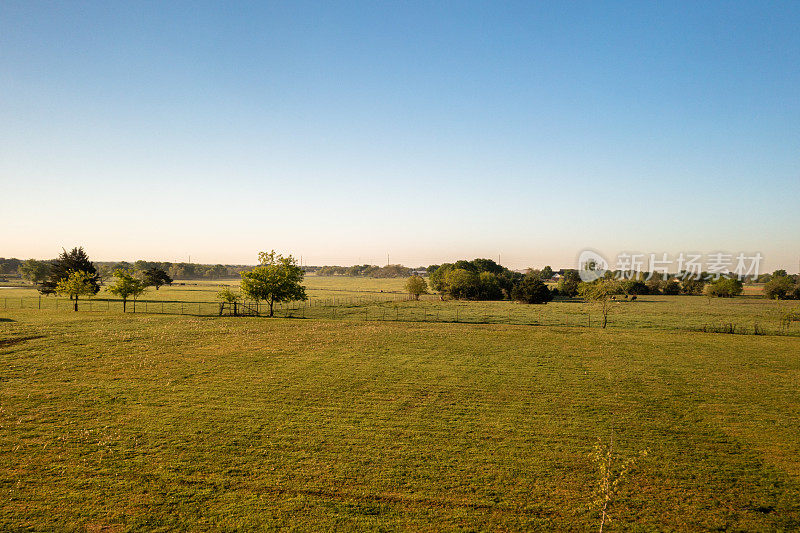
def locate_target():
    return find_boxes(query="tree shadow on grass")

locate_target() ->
[0,335,44,348]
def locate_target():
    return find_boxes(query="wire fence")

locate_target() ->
[5,295,795,335]
[1,295,600,328]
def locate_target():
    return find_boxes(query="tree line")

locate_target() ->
[313,264,416,278]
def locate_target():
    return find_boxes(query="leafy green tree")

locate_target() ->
[663,280,681,295]
[773,269,788,278]
[18,259,50,285]
[240,251,307,317]
[621,280,648,295]
[540,266,554,280]
[477,272,504,300]
[511,274,553,304]
[43,247,100,296]
[405,275,428,300]
[764,275,797,300]
[429,264,453,297]
[444,268,480,299]
[141,267,173,290]
[705,277,743,298]
[217,287,242,315]
[681,277,706,295]
[580,279,623,328]
[557,270,581,297]
[55,270,97,311]
[107,269,147,312]
[470,258,504,274]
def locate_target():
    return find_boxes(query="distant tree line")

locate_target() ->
[315,264,416,278]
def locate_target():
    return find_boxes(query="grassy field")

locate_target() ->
[2,276,798,335]
[2,277,800,530]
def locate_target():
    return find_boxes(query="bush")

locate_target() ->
[681,278,706,295]
[512,275,553,304]
[705,277,743,298]
[405,275,428,300]
[764,276,798,300]
[477,272,504,300]
[663,280,681,295]
[622,280,648,295]
[557,270,581,297]
[444,268,480,299]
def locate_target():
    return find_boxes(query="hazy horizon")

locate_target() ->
[2,2,798,272]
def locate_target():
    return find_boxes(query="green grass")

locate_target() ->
[2,306,800,530]
[2,278,799,336]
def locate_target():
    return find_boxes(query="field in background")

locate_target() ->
[1,276,797,336]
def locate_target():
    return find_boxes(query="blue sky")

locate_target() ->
[1,1,798,270]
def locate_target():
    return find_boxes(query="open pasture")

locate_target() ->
[1,309,799,530]
[1,277,798,336]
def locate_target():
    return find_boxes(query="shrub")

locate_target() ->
[705,277,743,298]
[511,274,553,304]
[405,275,428,300]
[764,276,798,300]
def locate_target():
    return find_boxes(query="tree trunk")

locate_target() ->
[269,298,274,317]
[73,296,78,312]
[123,298,127,313]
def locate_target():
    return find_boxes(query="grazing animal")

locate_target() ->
[630,295,637,301]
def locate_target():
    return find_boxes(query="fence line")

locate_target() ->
[2,295,602,328]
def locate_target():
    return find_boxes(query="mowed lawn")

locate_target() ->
[2,311,800,530]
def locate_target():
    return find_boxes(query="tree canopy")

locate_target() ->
[55,270,97,311]
[18,259,50,285]
[141,267,173,290]
[240,251,307,317]
[107,269,147,312]
[405,275,428,300]
[43,247,100,296]
[511,274,553,304]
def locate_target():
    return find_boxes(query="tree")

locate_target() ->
[18,259,51,285]
[557,270,581,297]
[512,274,553,304]
[681,278,705,295]
[540,265,554,280]
[405,275,428,300]
[580,279,623,328]
[55,270,97,311]
[217,287,242,315]
[429,264,453,298]
[240,250,307,317]
[107,269,147,312]
[444,268,480,299]
[43,247,100,296]
[141,267,173,290]
[477,272,504,300]
[764,275,797,300]
[705,277,743,298]
[662,280,681,295]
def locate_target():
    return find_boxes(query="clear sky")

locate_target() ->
[1,1,798,270]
